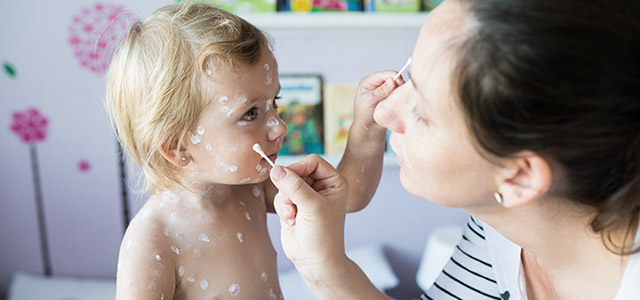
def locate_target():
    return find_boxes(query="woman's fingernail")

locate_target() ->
[286,218,295,226]
[272,165,286,181]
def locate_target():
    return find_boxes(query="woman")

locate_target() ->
[269,0,640,299]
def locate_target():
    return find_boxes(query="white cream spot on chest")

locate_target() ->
[229,283,240,296]
[200,279,209,290]
[236,232,244,243]
[199,233,210,243]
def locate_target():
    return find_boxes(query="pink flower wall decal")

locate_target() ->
[68,3,138,74]
[9,107,52,275]
[78,160,91,172]
[11,108,49,145]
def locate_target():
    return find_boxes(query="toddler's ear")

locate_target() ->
[159,139,190,167]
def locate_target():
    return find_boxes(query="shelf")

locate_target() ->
[240,12,428,34]
[275,152,398,168]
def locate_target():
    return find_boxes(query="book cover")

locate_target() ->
[277,74,325,156]
[323,84,357,155]
[372,0,419,12]
[182,0,277,13]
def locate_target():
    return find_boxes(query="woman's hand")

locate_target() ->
[270,155,392,300]
[269,154,349,281]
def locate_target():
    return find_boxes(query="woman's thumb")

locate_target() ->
[270,165,315,206]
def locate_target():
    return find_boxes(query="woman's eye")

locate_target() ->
[273,96,281,110]
[242,107,259,121]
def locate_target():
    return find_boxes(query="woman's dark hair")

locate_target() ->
[454,0,640,254]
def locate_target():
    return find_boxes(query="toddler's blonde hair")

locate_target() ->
[106,3,269,193]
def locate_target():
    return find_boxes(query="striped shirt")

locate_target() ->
[420,215,640,300]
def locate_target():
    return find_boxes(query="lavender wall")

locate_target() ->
[0,1,468,299]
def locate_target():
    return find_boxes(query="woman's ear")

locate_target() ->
[159,139,190,167]
[497,152,553,208]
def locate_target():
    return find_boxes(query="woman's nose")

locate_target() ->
[267,114,288,142]
[374,97,405,134]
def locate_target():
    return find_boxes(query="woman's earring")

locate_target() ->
[494,192,503,204]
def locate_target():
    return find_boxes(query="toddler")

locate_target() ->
[106,3,391,299]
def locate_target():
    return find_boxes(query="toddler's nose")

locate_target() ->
[268,115,287,141]
[374,98,405,134]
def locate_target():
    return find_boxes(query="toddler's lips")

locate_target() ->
[268,153,278,163]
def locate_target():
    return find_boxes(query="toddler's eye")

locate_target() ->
[242,107,259,121]
[273,96,281,110]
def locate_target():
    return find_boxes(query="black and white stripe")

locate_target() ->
[420,216,501,300]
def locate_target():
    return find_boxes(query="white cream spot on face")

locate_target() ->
[205,143,212,151]
[227,109,234,117]
[219,95,229,104]
[197,125,205,135]
[266,117,279,127]
[174,232,183,241]
[265,99,272,112]
[199,233,210,243]
[170,212,178,222]
[143,209,152,218]
[164,228,170,237]
[239,201,245,206]
[229,165,238,173]
[155,254,162,261]
[253,186,261,197]
[126,240,133,249]
[261,272,268,281]
[229,283,240,296]
[206,69,212,76]
[245,211,251,220]
[260,168,267,176]
[200,279,209,290]
[240,177,251,183]
[187,276,195,283]
[171,245,180,255]
[238,121,248,126]
[264,63,270,71]
[189,132,202,145]
[229,146,238,152]
[237,232,244,243]
[193,248,201,257]
[179,266,184,277]
[269,288,277,300]
[265,74,272,86]
[220,106,230,113]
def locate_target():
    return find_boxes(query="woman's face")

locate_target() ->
[183,50,287,186]
[374,0,499,209]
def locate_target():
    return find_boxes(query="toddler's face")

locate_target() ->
[184,50,286,186]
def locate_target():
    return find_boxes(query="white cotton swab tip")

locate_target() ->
[392,57,412,81]
[252,143,275,167]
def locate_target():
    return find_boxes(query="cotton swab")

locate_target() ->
[393,57,412,81]
[252,143,275,167]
